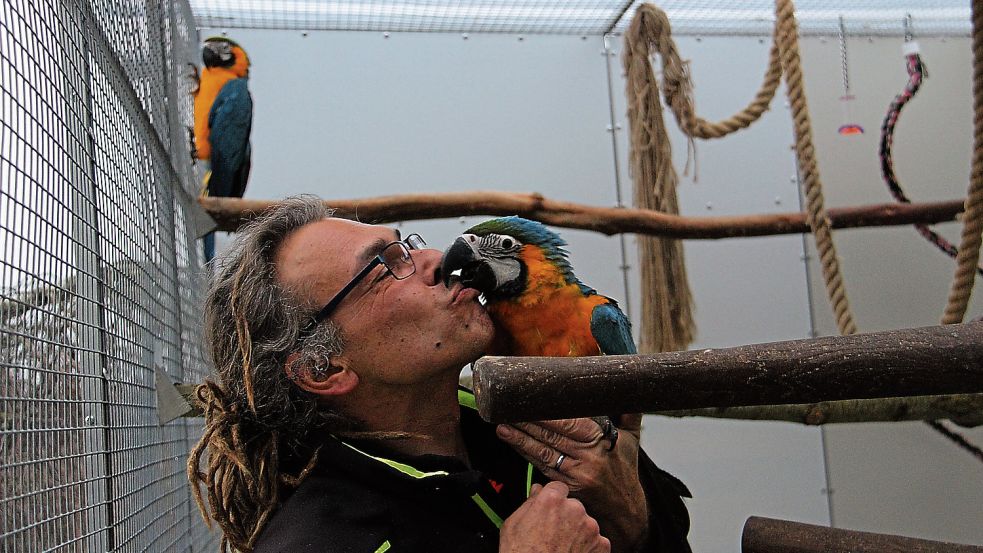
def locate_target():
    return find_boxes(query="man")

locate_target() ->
[188,196,691,552]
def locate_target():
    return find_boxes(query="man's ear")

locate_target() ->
[285,352,359,397]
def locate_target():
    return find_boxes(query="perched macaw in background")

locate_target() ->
[441,216,637,359]
[192,36,253,262]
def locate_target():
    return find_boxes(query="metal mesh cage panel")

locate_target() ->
[0,0,215,551]
[189,0,971,36]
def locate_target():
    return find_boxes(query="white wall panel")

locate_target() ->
[201,26,980,550]
[798,35,983,545]
[610,36,831,553]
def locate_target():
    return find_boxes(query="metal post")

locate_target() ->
[602,33,633,320]
[62,0,114,547]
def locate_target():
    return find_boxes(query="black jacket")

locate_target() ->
[254,389,691,552]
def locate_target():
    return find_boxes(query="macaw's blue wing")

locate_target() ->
[590,300,637,355]
[208,78,253,198]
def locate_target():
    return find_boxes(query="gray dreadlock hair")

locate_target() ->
[187,196,351,552]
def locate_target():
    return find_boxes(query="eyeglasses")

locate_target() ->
[304,233,426,332]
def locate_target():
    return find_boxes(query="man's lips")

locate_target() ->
[450,285,480,305]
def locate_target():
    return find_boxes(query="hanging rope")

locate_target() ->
[624,1,859,351]
[879,41,983,275]
[941,2,983,325]
[624,6,695,353]
[775,0,857,336]
[925,1,983,465]
[623,4,785,352]
[625,2,982,464]
[631,4,784,142]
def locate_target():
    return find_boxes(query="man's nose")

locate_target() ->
[413,248,444,286]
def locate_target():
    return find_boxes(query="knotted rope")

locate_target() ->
[624,5,696,353]
[624,1,856,350]
[625,1,982,464]
[646,10,784,141]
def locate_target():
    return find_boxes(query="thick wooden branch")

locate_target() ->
[742,516,983,553]
[199,193,965,239]
[170,386,983,427]
[656,393,983,427]
[471,322,983,423]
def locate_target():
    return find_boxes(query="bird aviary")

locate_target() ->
[0,0,216,550]
[2,0,981,552]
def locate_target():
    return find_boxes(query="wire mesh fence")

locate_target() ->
[188,0,972,37]
[0,0,216,551]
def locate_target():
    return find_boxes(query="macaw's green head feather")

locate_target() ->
[440,216,578,300]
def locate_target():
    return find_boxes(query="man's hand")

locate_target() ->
[497,414,649,552]
[499,481,610,553]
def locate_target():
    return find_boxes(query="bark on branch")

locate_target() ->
[199,193,966,239]
[657,394,983,427]
[471,322,983,423]
[742,516,983,553]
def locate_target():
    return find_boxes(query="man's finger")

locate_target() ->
[514,418,605,446]
[540,480,570,498]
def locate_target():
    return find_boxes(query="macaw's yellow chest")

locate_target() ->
[486,247,609,357]
[193,67,240,160]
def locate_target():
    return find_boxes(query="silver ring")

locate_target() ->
[601,419,619,452]
[604,426,619,452]
[553,453,566,471]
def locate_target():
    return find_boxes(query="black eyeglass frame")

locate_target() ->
[302,233,425,333]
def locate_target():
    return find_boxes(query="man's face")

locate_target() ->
[276,218,493,386]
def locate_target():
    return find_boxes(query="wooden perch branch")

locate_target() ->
[471,322,983,423]
[199,193,966,239]
[742,516,983,553]
[173,386,983,427]
[656,394,983,427]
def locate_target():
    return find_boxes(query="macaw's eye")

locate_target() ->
[501,238,513,249]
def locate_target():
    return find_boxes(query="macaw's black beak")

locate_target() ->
[441,237,497,294]
[202,44,223,67]
[202,42,233,68]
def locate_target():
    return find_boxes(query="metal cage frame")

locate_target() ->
[0,0,216,550]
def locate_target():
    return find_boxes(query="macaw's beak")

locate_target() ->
[202,41,234,68]
[441,237,497,294]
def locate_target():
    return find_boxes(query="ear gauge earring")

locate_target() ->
[310,364,331,382]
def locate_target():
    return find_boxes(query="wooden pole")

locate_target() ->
[656,393,983,427]
[471,322,983,423]
[199,194,966,239]
[742,516,983,553]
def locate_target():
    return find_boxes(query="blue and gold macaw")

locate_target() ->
[192,36,252,261]
[441,216,637,359]
[441,216,634,431]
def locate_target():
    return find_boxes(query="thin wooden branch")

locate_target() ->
[199,193,966,239]
[742,516,983,553]
[656,394,983,427]
[471,322,983,423]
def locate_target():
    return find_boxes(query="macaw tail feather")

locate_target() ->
[200,170,212,197]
